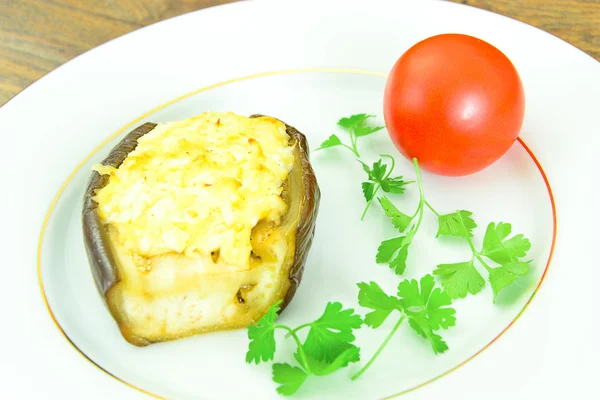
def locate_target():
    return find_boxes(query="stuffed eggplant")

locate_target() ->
[82,112,320,346]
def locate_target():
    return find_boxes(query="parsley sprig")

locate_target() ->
[352,275,456,380]
[434,215,532,302]
[375,158,429,275]
[376,158,533,302]
[246,300,363,396]
[314,114,384,158]
[360,155,412,220]
[246,276,455,394]
[248,113,536,396]
[313,113,411,219]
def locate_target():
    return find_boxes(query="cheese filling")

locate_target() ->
[93,112,295,270]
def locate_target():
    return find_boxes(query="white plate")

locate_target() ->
[41,69,555,400]
[0,0,598,399]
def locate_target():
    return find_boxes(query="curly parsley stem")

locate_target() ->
[413,158,424,197]
[413,204,425,234]
[475,253,493,273]
[410,206,420,220]
[411,158,427,231]
[285,322,312,338]
[407,159,438,222]
[344,143,360,157]
[351,314,406,381]
[350,131,360,157]
[457,211,493,272]
[276,325,313,374]
[381,154,396,174]
[424,200,440,216]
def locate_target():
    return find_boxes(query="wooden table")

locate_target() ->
[1,0,598,106]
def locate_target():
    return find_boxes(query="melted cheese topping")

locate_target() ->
[93,112,294,269]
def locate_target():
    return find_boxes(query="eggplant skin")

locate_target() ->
[82,115,320,345]
[82,122,157,296]
[248,115,320,312]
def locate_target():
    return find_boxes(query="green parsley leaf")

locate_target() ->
[315,134,342,151]
[397,275,456,354]
[503,260,531,275]
[407,316,449,354]
[375,236,404,263]
[359,156,411,220]
[436,210,477,237]
[337,113,384,140]
[357,281,402,328]
[303,302,363,363]
[433,260,486,299]
[375,234,413,275]
[337,113,372,131]
[426,331,448,353]
[378,196,413,232]
[355,125,384,137]
[389,245,410,275]
[360,159,387,182]
[359,160,372,177]
[272,363,308,396]
[296,346,361,377]
[481,222,531,264]
[397,275,430,311]
[371,160,387,181]
[315,114,387,158]
[360,160,389,202]
[362,182,375,202]
[426,286,457,331]
[381,176,410,194]
[488,261,531,302]
[406,314,427,338]
[246,300,282,364]
[489,267,518,302]
[314,346,361,375]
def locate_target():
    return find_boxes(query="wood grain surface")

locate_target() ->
[1,0,598,105]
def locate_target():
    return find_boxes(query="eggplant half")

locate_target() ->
[82,112,320,346]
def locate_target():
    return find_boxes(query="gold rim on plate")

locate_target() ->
[36,68,557,400]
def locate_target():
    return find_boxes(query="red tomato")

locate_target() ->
[383,34,525,176]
